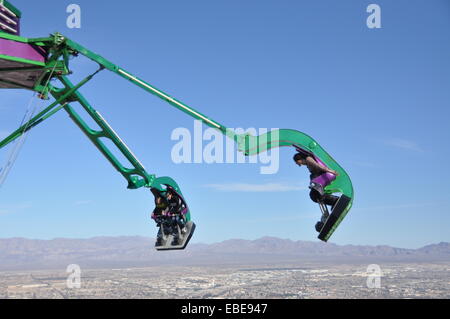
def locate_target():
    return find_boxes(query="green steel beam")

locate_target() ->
[0,32,28,43]
[62,37,231,136]
[0,54,45,67]
[0,69,100,149]
[56,76,155,190]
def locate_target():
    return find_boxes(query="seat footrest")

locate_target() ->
[155,221,196,251]
[318,195,351,242]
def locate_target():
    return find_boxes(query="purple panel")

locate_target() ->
[0,38,46,63]
[311,173,336,188]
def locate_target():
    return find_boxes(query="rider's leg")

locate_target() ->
[170,217,181,245]
[156,226,164,246]
[176,215,186,232]
[155,217,167,246]
[309,189,321,203]
[323,194,339,208]
[310,187,339,208]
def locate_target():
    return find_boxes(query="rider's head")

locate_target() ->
[293,153,307,166]
[166,189,175,200]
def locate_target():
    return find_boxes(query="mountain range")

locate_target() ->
[0,237,448,271]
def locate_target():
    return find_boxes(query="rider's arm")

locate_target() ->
[305,156,338,175]
[174,198,183,214]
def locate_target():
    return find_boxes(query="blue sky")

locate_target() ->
[0,0,449,249]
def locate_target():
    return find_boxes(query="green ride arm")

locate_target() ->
[54,76,155,190]
[0,68,100,150]
[7,33,240,139]
[240,129,353,198]
[239,129,354,242]
[62,37,230,135]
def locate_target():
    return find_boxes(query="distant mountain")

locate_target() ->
[417,242,450,255]
[0,237,448,271]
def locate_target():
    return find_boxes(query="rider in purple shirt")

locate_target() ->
[293,152,339,208]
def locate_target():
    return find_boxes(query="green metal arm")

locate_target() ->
[240,129,354,242]
[62,37,231,135]
[0,67,154,189]
[0,68,101,149]
[55,76,155,189]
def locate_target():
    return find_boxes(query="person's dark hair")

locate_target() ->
[166,187,176,196]
[293,152,307,162]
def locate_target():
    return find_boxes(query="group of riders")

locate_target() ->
[150,187,188,247]
[150,150,341,246]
